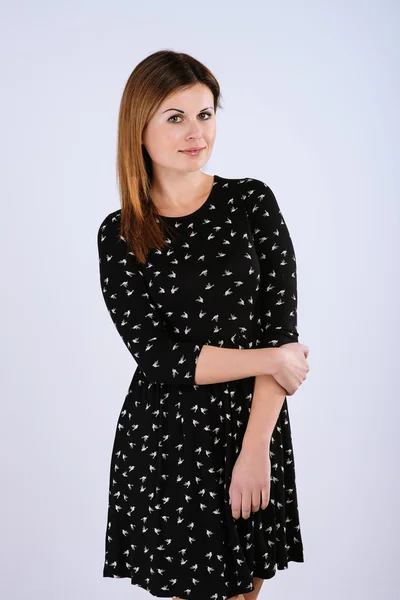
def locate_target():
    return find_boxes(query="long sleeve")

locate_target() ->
[97,211,204,385]
[245,180,299,348]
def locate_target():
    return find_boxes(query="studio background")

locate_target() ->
[1,1,398,599]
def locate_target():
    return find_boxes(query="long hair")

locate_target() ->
[117,49,223,264]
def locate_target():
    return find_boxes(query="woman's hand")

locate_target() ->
[229,439,271,520]
[270,342,310,396]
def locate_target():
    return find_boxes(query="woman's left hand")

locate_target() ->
[228,439,271,520]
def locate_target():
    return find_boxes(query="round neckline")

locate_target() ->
[157,174,220,222]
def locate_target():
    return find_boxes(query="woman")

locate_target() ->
[97,49,310,600]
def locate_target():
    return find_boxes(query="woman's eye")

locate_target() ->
[168,112,212,123]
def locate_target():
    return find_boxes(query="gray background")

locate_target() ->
[1,1,399,599]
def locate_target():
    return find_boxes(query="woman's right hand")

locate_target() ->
[269,342,310,396]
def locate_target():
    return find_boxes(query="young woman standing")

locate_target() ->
[97,49,310,600]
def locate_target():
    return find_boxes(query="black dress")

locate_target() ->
[97,175,304,600]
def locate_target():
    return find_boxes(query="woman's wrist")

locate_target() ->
[256,347,282,377]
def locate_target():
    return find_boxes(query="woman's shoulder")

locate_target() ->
[97,209,123,254]
[98,208,121,233]
[217,174,269,191]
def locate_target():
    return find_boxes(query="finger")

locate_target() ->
[251,489,261,513]
[230,489,242,521]
[241,490,252,520]
[261,486,270,510]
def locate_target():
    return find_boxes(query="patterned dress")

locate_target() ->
[97,175,304,600]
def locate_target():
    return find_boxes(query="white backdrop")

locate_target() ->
[1,1,399,599]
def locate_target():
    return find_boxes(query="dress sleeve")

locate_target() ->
[245,180,299,348]
[97,212,204,385]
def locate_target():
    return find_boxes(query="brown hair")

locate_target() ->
[116,49,223,265]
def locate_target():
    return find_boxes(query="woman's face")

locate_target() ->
[142,83,216,174]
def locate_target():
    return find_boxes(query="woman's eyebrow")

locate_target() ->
[161,106,214,114]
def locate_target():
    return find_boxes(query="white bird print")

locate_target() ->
[98,176,304,596]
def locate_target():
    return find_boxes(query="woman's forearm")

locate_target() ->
[194,345,280,385]
[241,374,287,451]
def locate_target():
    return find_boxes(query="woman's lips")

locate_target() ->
[180,148,205,157]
